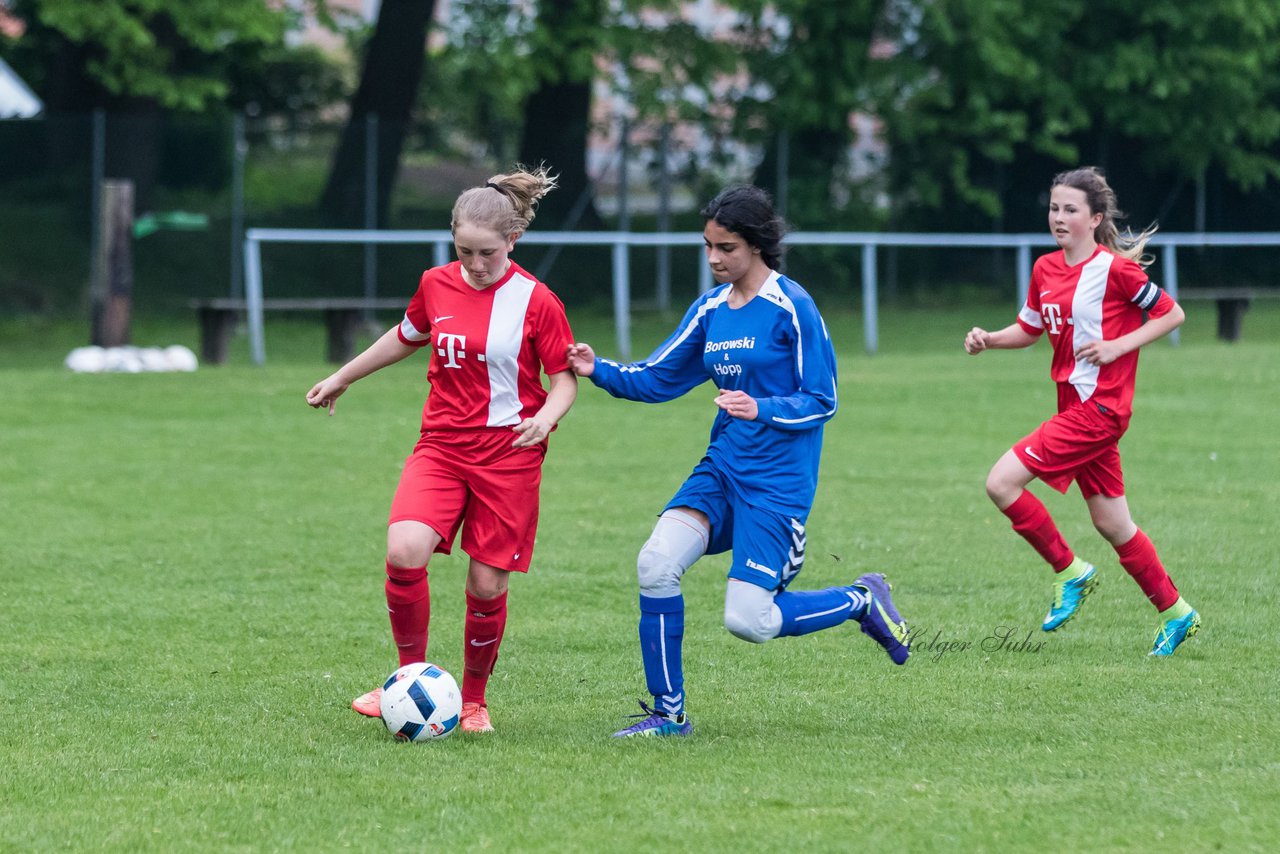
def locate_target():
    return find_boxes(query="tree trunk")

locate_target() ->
[517,0,605,231]
[91,180,134,347]
[320,0,436,226]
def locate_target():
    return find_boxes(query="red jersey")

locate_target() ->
[396,260,573,432]
[1016,245,1176,421]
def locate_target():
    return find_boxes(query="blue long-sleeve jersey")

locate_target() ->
[590,271,838,517]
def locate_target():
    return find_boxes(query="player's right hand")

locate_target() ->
[566,343,596,377]
[306,376,348,415]
[963,327,991,355]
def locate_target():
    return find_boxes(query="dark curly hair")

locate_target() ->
[699,185,787,269]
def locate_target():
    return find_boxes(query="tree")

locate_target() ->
[5,0,297,205]
[732,0,888,228]
[8,0,286,111]
[420,1,538,165]
[517,0,606,230]
[873,0,1280,228]
[319,0,436,226]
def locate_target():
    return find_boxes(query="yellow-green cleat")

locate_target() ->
[1042,564,1098,632]
[1150,609,1201,657]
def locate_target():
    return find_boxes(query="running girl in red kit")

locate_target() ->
[963,166,1200,657]
[307,166,577,731]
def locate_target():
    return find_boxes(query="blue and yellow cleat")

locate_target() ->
[854,572,910,665]
[1042,564,1098,632]
[611,701,693,738]
[1150,609,1201,657]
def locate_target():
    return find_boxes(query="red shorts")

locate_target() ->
[1012,399,1127,498]
[388,430,546,573]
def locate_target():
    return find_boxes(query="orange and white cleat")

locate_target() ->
[459,702,494,733]
[351,687,383,717]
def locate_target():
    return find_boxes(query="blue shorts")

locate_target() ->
[665,460,807,592]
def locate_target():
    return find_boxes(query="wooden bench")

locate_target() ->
[1177,288,1280,342]
[191,298,406,364]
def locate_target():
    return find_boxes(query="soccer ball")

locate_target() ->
[378,662,462,742]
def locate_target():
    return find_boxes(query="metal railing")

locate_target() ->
[243,228,1280,364]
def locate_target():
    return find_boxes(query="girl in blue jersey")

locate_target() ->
[566,185,912,738]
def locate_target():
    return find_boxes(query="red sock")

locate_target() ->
[384,562,430,666]
[1114,529,1179,611]
[1001,491,1075,571]
[462,590,508,706]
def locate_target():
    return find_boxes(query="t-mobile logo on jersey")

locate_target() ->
[1042,303,1064,335]
[435,332,486,368]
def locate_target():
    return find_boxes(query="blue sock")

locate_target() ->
[639,593,685,717]
[776,586,867,637]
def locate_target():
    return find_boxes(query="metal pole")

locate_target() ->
[230,113,246,299]
[245,234,265,364]
[1195,171,1206,234]
[89,109,105,302]
[1016,243,1031,307]
[656,121,672,312]
[612,240,631,360]
[1164,243,1180,346]
[862,243,878,355]
[363,113,378,321]
[617,114,630,232]
[776,130,789,223]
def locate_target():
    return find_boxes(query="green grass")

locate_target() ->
[2,304,1278,851]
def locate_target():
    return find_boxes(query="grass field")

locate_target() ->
[2,303,1278,851]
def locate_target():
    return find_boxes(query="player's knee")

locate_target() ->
[386,521,441,569]
[1093,517,1136,546]
[723,583,779,644]
[386,533,429,569]
[985,471,1012,505]
[635,510,707,598]
[723,608,772,644]
[636,546,683,598]
[723,606,777,644]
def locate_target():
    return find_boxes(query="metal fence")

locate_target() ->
[7,110,1280,322]
[242,228,1280,363]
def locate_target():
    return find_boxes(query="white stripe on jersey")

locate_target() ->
[400,313,429,342]
[485,272,537,426]
[1019,303,1044,330]
[759,273,800,374]
[1068,251,1113,402]
[612,286,732,373]
[760,273,837,426]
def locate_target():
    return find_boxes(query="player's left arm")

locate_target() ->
[1076,276,1185,366]
[746,301,839,431]
[512,289,579,447]
[512,370,577,448]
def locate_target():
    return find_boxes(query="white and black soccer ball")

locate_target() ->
[379,662,461,742]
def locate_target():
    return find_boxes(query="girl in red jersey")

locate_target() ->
[963,166,1200,656]
[306,166,577,731]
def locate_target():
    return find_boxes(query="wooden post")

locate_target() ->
[91,180,134,347]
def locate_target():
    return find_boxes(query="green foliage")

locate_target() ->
[723,1,888,227]
[419,1,538,162]
[735,0,881,133]
[875,0,1280,221]
[523,0,605,87]
[2,308,1279,849]
[604,3,740,122]
[1088,2,1280,189]
[226,43,351,116]
[17,0,289,110]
